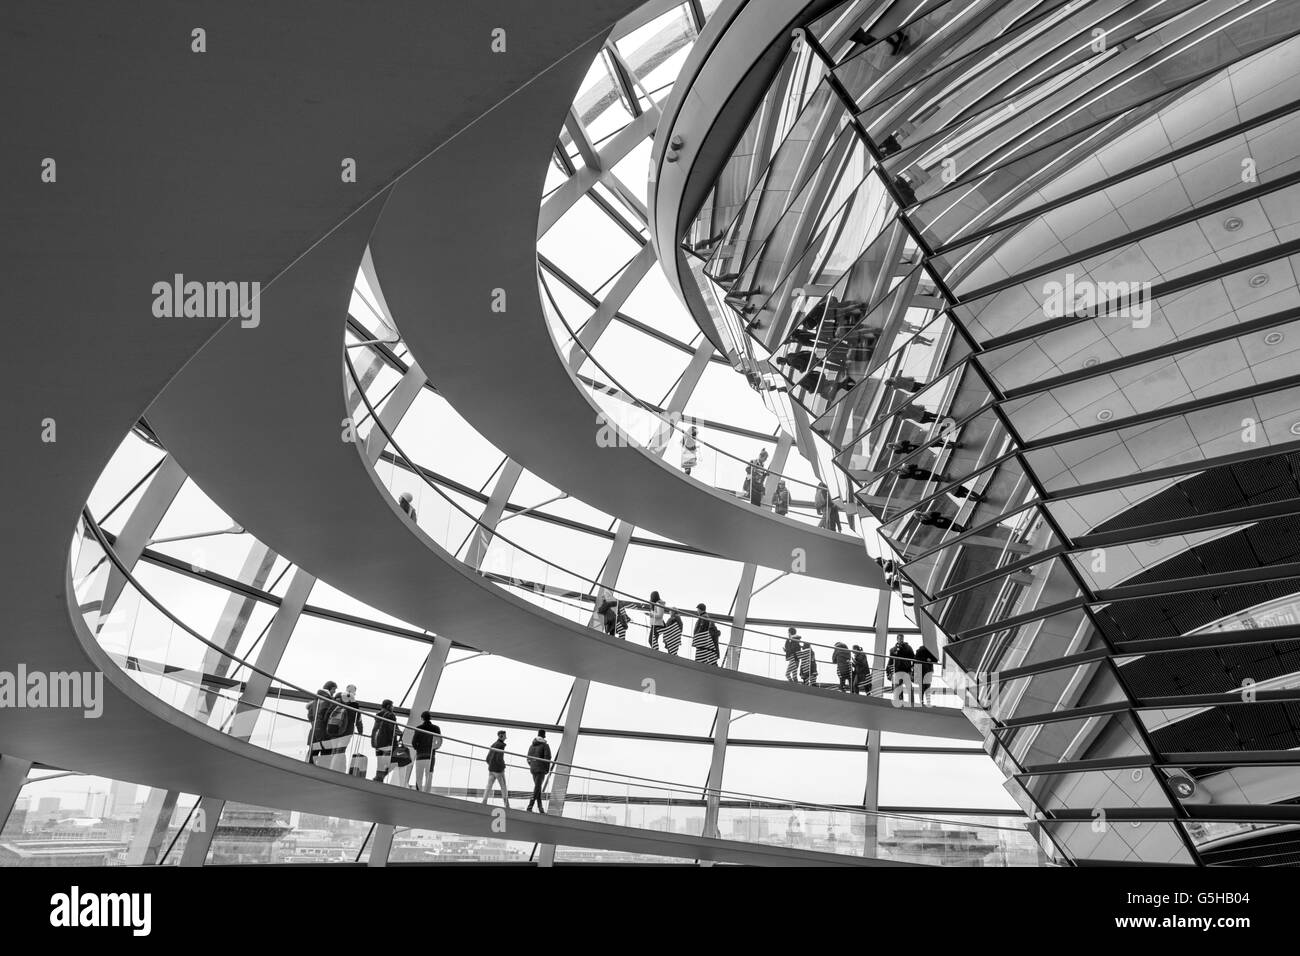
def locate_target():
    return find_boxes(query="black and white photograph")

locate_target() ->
[1,0,1294,934]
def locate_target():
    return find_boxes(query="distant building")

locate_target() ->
[201,806,294,866]
[0,840,128,867]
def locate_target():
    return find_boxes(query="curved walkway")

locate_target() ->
[363,30,878,588]
[140,27,963,735]
[1,0,784,856]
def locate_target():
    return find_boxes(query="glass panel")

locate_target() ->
[995,711,1148,769]
[1020,767,1174,813]
[1043,819,1194,864]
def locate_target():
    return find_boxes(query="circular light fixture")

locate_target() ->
[1290,421,1300,436]
[1146,539,1163,548]
[1097,409,1114,422]
[1224,216,1244,231]
[1131,768,1144,782]
[1250,273,1270,288]
[1265,331,1285,346]
[1083,357,1100,368]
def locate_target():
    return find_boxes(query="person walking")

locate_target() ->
[915,644,939,705]
[773,479,790,516]
[526,730,552,813]
[783,627,802,682]
[662,608,683,656]
[799,640,817,686]
[832,642,853,692]
[816,482,842,532]
[886,635,917,706]
[681,425,699,476]
[596,590,617,635]
[306,680,338,764]
[648,591,666,651]
[746,449,769,506]
[482,730,511,808]
[615,601,631,641]
[851,645,872,695]
[322,684,363,772]
[411,711,442,792]
[692,604,721,666]
[370,698,398,781]
[398,491,417,523]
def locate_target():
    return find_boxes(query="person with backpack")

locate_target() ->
[525,730,552,813]
[482,730,511,808]
[647,591,666,651]
[662,608,683,657]
[799,640,817,686]
[914,644,939,705]
[371,698,398,781]
[831,642,853,692]
[306,680,338,764]
[411,711,443,792]
[886,635,917,706]
[692,604,720,666]
[783,628,802,682]
[323,684,364,772]
[851,645,872,695]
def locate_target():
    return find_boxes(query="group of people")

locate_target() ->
[884,635,939,706]
[481,728,555,812]
[773,297,882,405]
[741,448,790,515]
[782,629,872,693]
[307,684,556,811]
[308,683,446,788]
[779,631,940,704]
[597,591,723,665]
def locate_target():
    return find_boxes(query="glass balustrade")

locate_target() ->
[69,512,1034,865]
